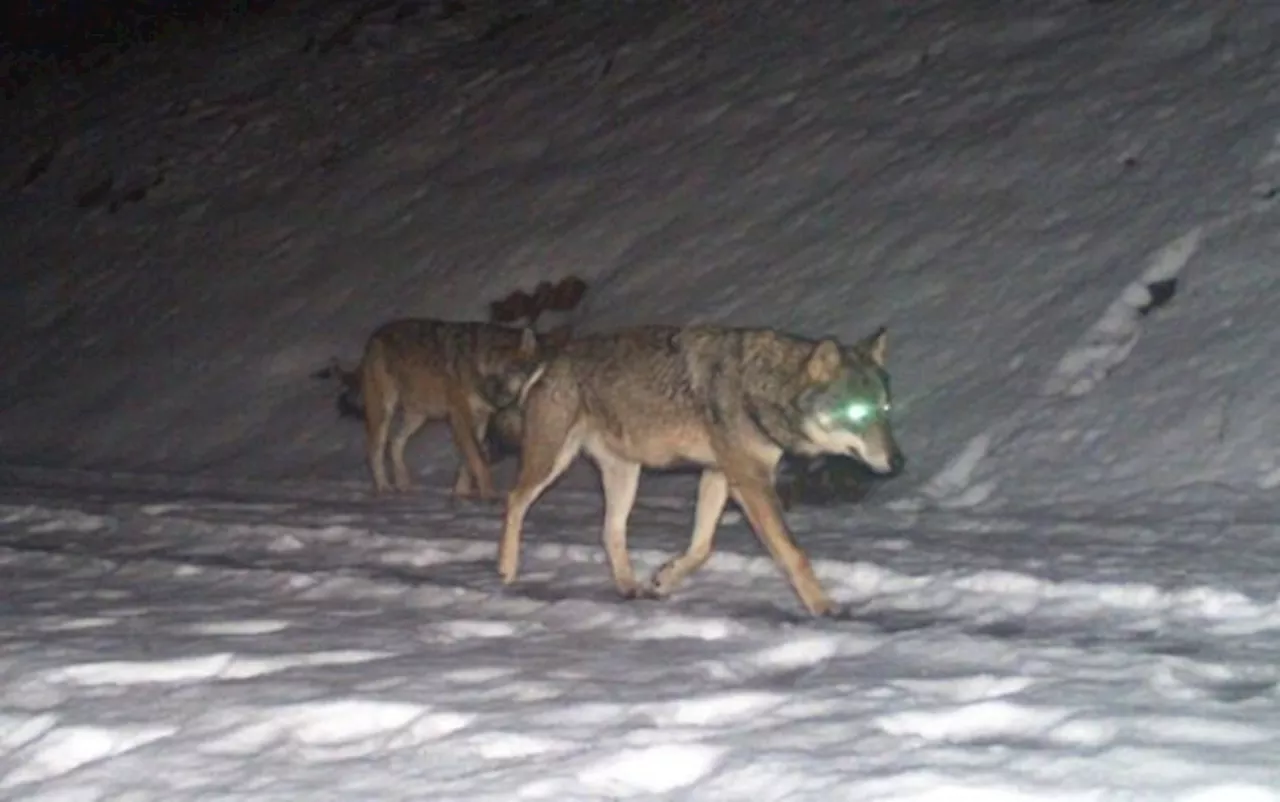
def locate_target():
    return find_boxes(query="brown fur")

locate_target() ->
[355,319,547,500]
[496,325,903,616]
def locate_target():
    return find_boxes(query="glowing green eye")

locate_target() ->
[843,402,875,424]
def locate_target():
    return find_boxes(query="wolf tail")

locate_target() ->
[311,357,364,420]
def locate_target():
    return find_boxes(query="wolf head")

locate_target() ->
[796,327,906,477]
[478,327,547,409]
[485,401,525,463]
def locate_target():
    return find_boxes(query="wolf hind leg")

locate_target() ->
[452,412,492,498]
[649,468,729,597]
[361,366,396,495]
[389,408,429,492]
[445,391,496,501]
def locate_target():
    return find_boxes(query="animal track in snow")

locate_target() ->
[45,650,391,686]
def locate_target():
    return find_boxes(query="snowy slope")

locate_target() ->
[1,0,1277,514]
[3,0,1280,798]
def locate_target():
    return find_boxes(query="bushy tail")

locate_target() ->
[311,357,364,420]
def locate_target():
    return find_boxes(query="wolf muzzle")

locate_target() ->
[860,426,906,477]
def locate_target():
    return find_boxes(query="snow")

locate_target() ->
[3,482,1280,800]
[3,0,1280,798]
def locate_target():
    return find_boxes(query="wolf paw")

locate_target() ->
[647,562,681,597]
[450,489,495,505]
[805,595,839,617]
[616,581,661,601]
[496,559,519,586]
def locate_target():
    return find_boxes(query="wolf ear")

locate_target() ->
[860,326,888,368]
[518,326,538,357]
[805,339,843,383]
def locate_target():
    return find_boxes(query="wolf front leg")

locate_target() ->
[589,446,647,598]
[724,465,835,617]
[496,425,583,585]
[452,410,493,499]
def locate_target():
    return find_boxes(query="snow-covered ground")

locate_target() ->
[3,0,1280,798]
[4,468,1280,800]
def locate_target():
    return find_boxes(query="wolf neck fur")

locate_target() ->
[717,331,814,455]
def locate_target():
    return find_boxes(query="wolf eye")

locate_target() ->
[843,401,875,425]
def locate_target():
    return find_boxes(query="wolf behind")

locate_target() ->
[315,274,584,480]
[496,324,905,617]
[328,319,549,500]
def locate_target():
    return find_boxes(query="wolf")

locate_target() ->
[316,314,577,481]
[315,350,532,472]
[322,319,551,500]
[495,324,904,616]
[484,401,526,463]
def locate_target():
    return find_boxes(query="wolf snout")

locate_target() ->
[859,444,906,477]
